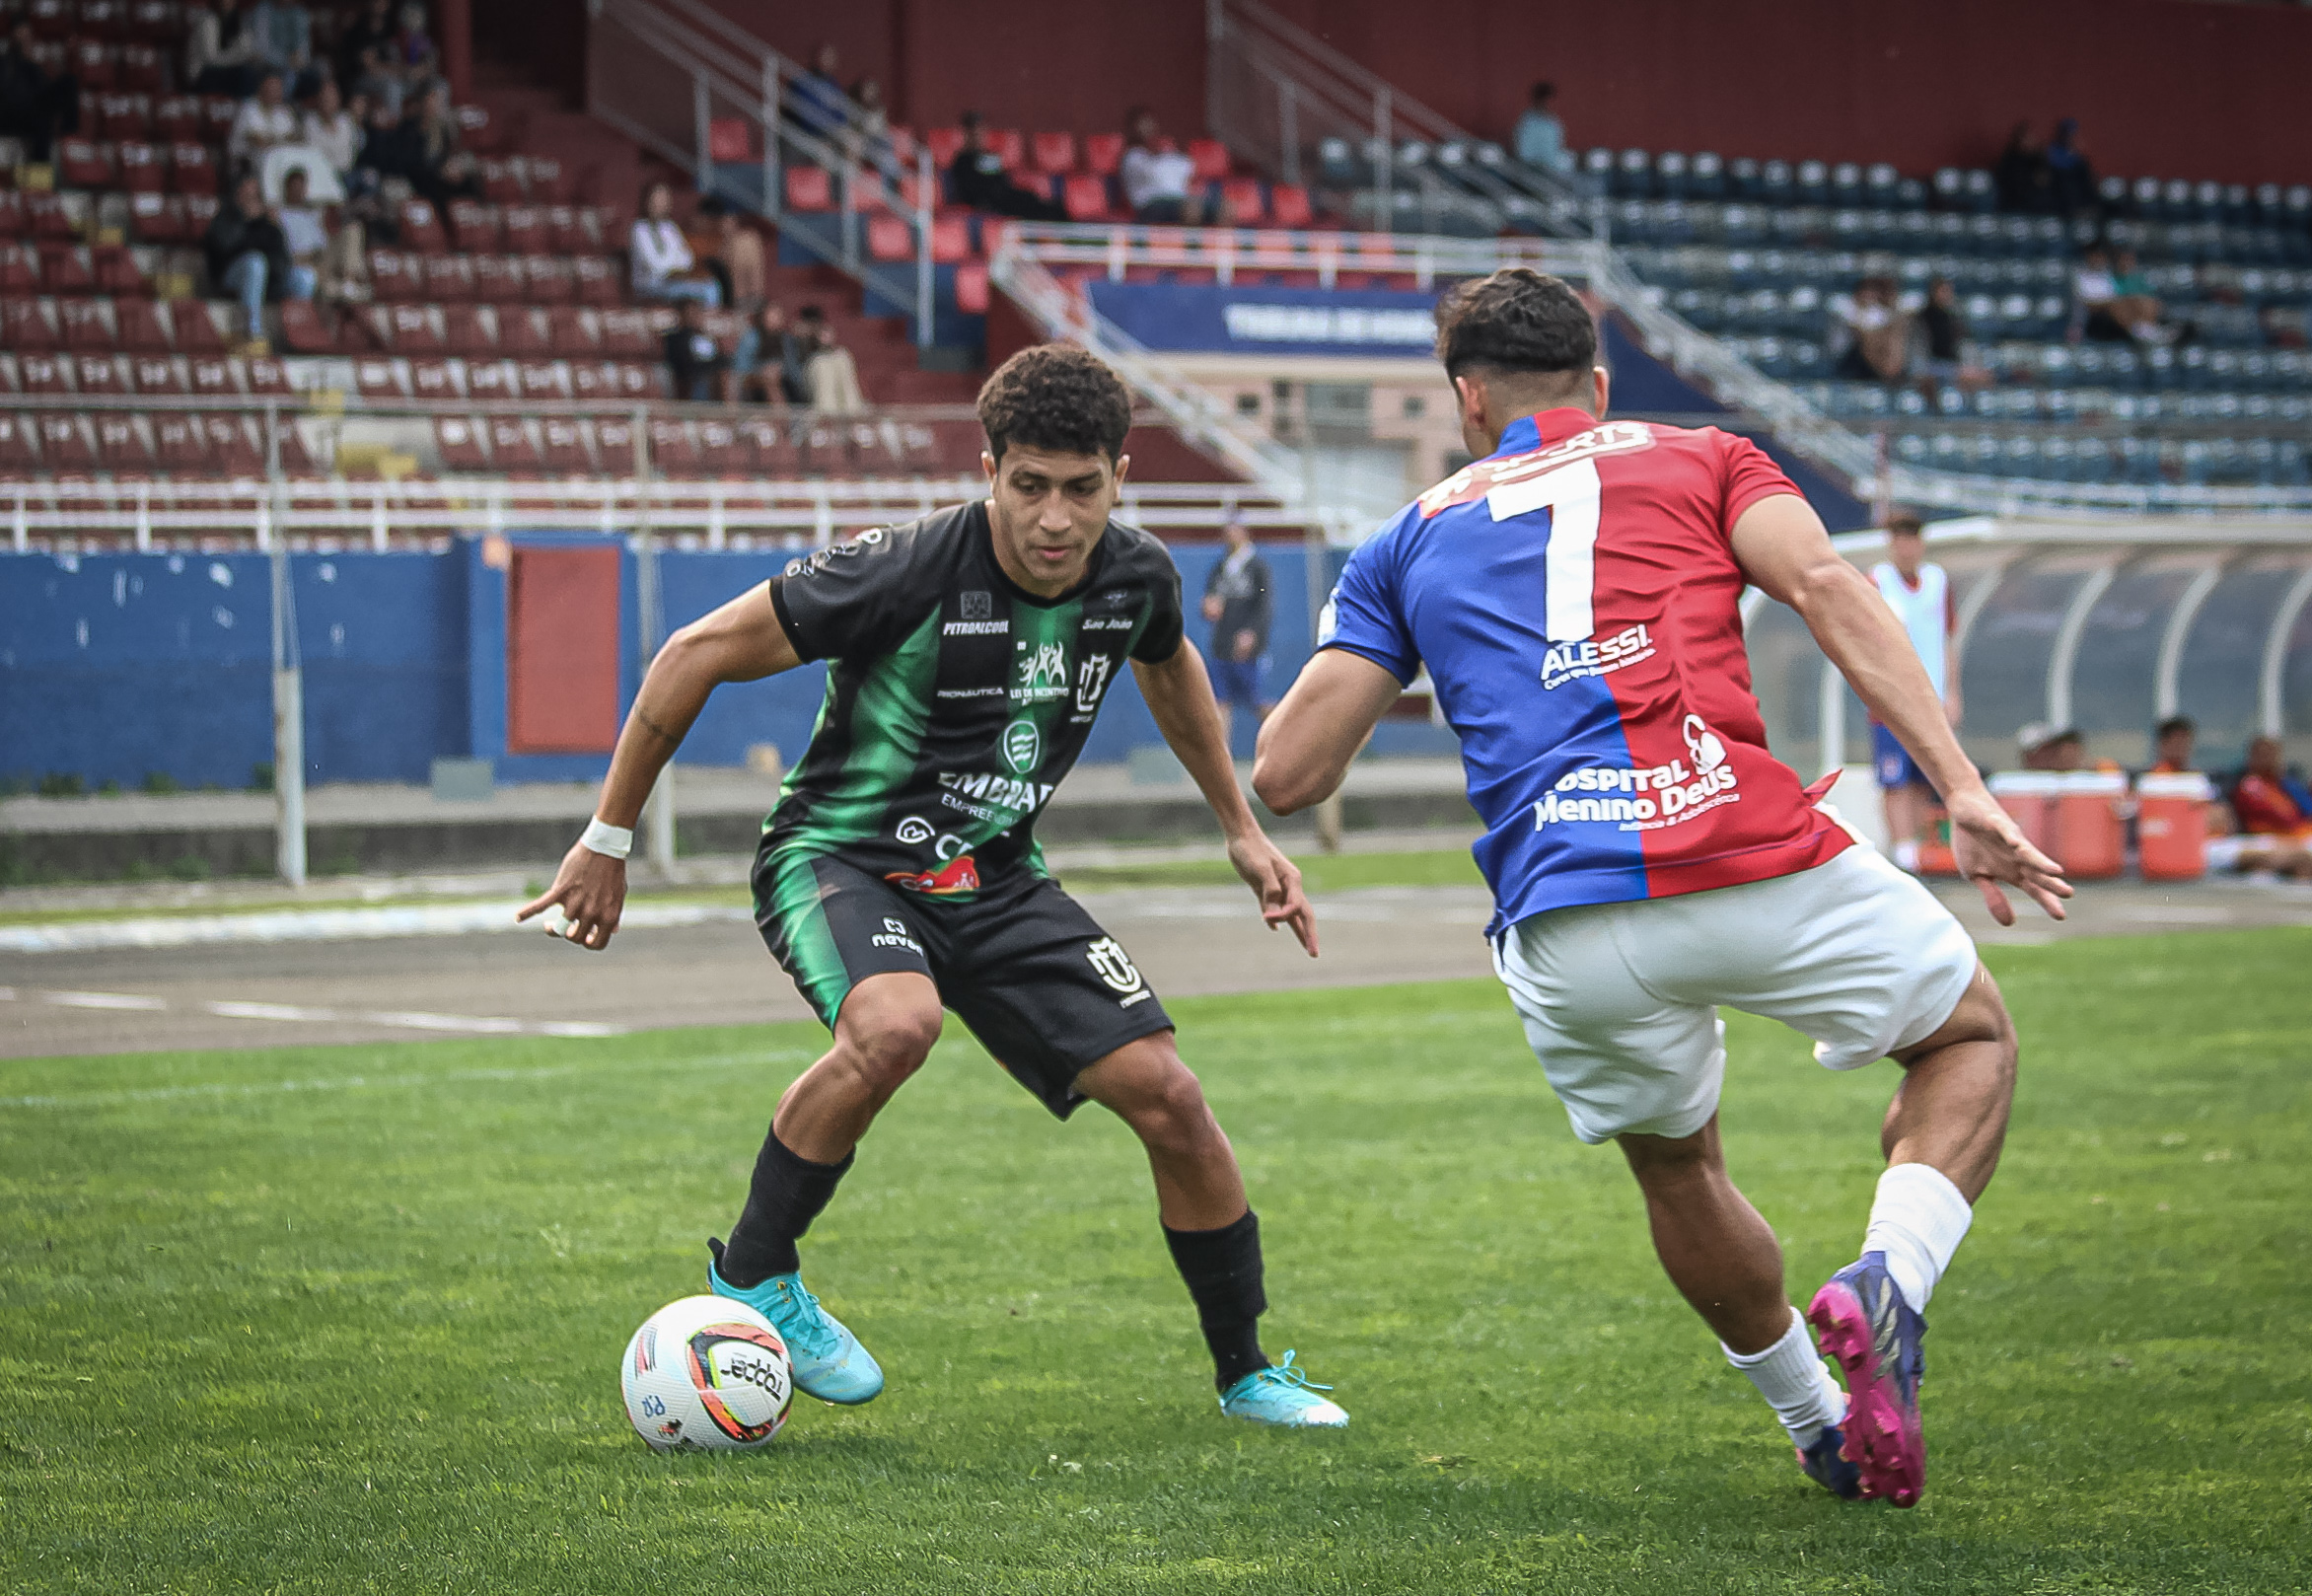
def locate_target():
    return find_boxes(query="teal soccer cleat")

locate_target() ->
[1218,1350,1348,1428]
[706,1241,884,1406]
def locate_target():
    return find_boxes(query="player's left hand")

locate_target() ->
[1227,830,1319,956]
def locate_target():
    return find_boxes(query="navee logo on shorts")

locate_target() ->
[1085,936,1154,1007]
[870,915,922,953]
[1540,622,1656,689]
[1532,714,1741,832]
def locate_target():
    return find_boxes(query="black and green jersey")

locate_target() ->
[761,499,1186,896]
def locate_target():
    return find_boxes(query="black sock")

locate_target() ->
[711,1129,854,1288]
[1164,1210,1270,1391]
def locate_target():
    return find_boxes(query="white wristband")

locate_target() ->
[579,818,633,860]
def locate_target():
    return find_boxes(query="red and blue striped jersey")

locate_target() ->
[1321,407,1852,935]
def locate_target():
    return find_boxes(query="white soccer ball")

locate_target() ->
[620,1294,794,1452]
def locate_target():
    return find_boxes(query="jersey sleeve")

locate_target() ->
[770,523,931,664]
[1716,432,1805,533]
[1130,551,1187,663]
[1319,514,1419,685]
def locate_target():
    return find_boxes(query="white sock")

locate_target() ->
[1892,837,1921,871]
[1723,1307,1845,1449]
[1863,1162,1974,1312]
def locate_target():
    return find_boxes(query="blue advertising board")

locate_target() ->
[1087,281,1441,357]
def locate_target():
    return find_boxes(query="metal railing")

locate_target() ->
[585,0,943,345]
[1205,0,1589,237]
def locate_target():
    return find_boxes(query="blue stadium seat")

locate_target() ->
[1689,151,1726,199]
[2161,179,2194,220]
[1966,434,2003,475]
[1830,162,1865,206]
[1865,163,1902,207]
[2180,344,2211,390]
[1963,170,1995,212]
[1616,147,1652,197]
[2107,347,2143,389]
[1583,147,1615,189]
[1931,168,1965,209]
[1894,433,1930,470]
[2040,435,2077,481]
[2179,439,2212,486]
[2042,388,2077,424]
[2222,183,2253,224]
[1655,150,1690,199]
[2098,175,2131,215]
[1894,387,1930,418]
[2254,181,2283,223]
[1727,157,1762,200]
[2073,437,2115,483]
[2192,181,2224,222]
[1760,160,1794,206]
[2001,435,2042,478]
[1896,177,1929,208]
[2119,437,2163,484]
[1795,159,1830,206]
[1720,203,1766,246]
[1928,432,1964,472]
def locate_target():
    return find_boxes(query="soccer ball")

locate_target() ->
[620,1294,794,1452]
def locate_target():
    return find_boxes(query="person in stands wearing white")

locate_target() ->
[301,74,361,181]
[796,305,865,413]
[1120,107,1203,225]
[229,67,300,171]
[1870,511,1960,872]
[630,180,721,309]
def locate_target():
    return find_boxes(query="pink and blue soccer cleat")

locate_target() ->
[1796,1423,1863,1499]
[1807,1251,1927,1506]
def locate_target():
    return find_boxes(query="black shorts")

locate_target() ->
[753,849,1174,1119]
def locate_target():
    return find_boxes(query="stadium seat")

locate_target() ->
[472,254,521,302]
[1082,132,1123,176]
[18,352,70,394]
[648,418,698,475]
[954,261,989,315]
[117,139,163,191]
[38,413,96,471]
[154,412,207,471]
[517,360,566,399]
[1218,177,1264,224]
[449,199,499,251]
[1061,175,1111,223]
[923,126,967,168]
[436,416,487,472]
[130,353,182,392]
[59,298,111,350]
[57,138,113,188]
[1268,184,1312,230]
[696,418,745,474]
[1031,131,1076,175]
[399,200,449,253]
[540,416,589,473]
[527,256,576,304]
[278,301,334,355]
[866,214,911,261]
[785,166,834,212]
[524,155,571,202]
[0,414,34,471]
[573,255,618,305]
[465,359,515,403]
[596,311,654,359]
[1187,138,1230,181]
[986,128,1024,169]
[169,141,215,195]
[426,254,477,302]
[480,158,522,203]
[442,304,494,357]
[487,417,542,473]
[500,205,545,253]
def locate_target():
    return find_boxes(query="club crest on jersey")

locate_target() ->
[886,853,980,896]
[1540,622,1656,689]
[1074,653,1114,715]
[1417,419,1656,518]
[1014,640,1069,701]
[999,718,1042,773]
[1532,716,1742,833]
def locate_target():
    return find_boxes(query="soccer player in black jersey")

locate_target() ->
[520,345,1347,1427]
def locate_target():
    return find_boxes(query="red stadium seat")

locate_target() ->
[866,214,910,261]
[96,91,150,137]
[696,417,745,475]
[479,158,522,203]
[57,138,114,188]
[60,297,112,349]
[116,139,163,192]
[423,253,476,302]
[187,356,236,397]
[525,256,575,304]
[931,213,974,262]
[591,416,634,469]
[75,352,127,395]
[278,301,334,354]
[410,358,459,402]
[987,128,1024,170]
[0,191,25,237]
[442,304,494,357]
[1268,183,1312,229]
[707,116,753,163]
[448,199,498,251]
[742,414,797,474]
[41,244,95,294]
[386,304,444,355]
[596,310,653,358]
[25,192,73,239]
[203,414,261,476]
[435,416,487,472]
[5,298,60,351]
[0,415,34,472]
[398,199,448,253]
[522,156,571,202]
[542,306,597,352]
[368,250,420,301]
[471,254,521,302]
[71,39,116,90]
[465,359,514,403]
[1031,131,1076,175]
[499,204,544,253]
[169,142,215,195]
[0,245,36,293]
[152,95,199,141]
[1188,138,1230,181]
[130,352,182,392]
[19,352,71,394]
[573,255,618,306]
[126,191,180,242]
[456,103,503,153]
[516,360,566,399]
[648,419,698,476]
[1062,175,1111,223]
[1083,133,1124,176]
[493,304,549,357]
[568,360,614,401]
[487,417,542,472]
[200,97,238,142]
[955,260,989,315]
[923,126,967,167]
[155,412,208,471]
[546,205,597,253]
[97,413,154,469]
[785,166,834,212]
[353,357,404,398]
[540,416,589,473]
[243,356,290,396]
[38,413,96,472]
[1218,177,1265,224]
[119,42,163,91]
[94,246,144,296]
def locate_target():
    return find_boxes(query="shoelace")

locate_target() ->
[766,1276,843,1362]
[1246,1348,1332,1396]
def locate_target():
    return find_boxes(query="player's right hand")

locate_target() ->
[516,842,628,950]
[1944,787,2071,925]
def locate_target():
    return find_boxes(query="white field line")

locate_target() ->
[8,987,631,1041]
[0,901,757,954]
[0,1048,816,1112]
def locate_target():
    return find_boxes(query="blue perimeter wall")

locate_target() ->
[0,538,1422,790]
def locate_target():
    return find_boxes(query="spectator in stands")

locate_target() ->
[350,41,403,120]
[205,172,310,350]
[698,198,765,314]
[337,0,397,86]
[846,77,892,170]
[1833,275,1909,382]
[0,19,79,164]
[1914,276,1988,393]
[733,302,810,404]
[798,306,867,413]
[404,80,482,207]
[248,1,317,100]
[2149,715,2198,773]
[631,181,722,308]
[663,299,728,403]
[2075,245,2167,344]
[1512,81,1574,176]
[274,165,363,305]
[2109,248,2172,341]
[950,111,1070,221]
[1201,514,1274,745]
[788,41,846,144]
[352,89,418,197]
[2230,735,2312,879]
[229,69,302,174]
[2044,117,2095,218]
[187,0,264,99]
[1992,121,2051,214]
[302,75,362,181]
[1120,108,1203,225]
[395,2,440,85]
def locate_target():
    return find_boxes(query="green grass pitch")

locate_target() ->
[4,928,2308,1593]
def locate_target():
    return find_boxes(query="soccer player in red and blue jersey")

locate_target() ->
[1256,269,2071,1505]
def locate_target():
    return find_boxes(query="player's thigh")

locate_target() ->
[754,849,941,1031]
[1668,846,1979,1073]
[937,877,1174,1122]
[1072,1030,1217,1142]
[1494,904,1726,1145]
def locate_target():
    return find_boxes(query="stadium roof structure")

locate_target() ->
[1751,515,2312,774]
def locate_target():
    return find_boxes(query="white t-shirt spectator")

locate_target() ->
[230,99,301,165]
[277,203,328,259]
[1121,145,1196,211]
[301,108,361,176]
[2074,263,2119,307]
[629,217,693,293]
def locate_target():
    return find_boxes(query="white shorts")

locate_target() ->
[1491,845,1979,1144]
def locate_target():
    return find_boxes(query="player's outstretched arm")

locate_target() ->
[517,583,801,950]
[1133,639,1320,957]
[1253,649,1401,817]
[1730,493,2071,925]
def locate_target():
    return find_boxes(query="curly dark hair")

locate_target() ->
[1432,267,1596,382]
[976,343,1133,464]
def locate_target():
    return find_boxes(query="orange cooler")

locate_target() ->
[2136,770,2214,881]
[2053,770,2127,879]
[1987,771,2060,853]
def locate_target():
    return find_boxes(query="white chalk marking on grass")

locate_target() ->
[20,988,633,1041]
[0,1047,815,1112]
[204,1000,338,1022]
[0,900,755,954]
[0,986,16,999]
[363,1009,530,1035]
[44,989,170,1010]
